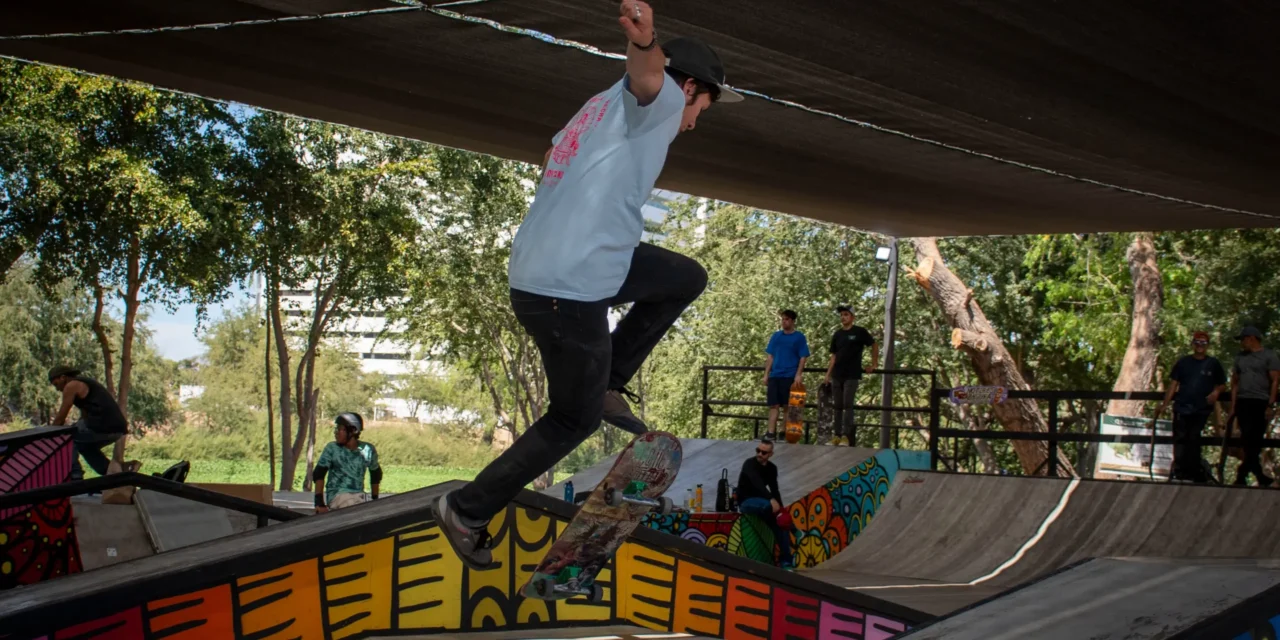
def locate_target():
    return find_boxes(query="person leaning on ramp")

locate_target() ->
[432,0,741,570]
[313,412,382,513]
[46,365,132,482]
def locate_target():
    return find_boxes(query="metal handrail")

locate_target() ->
[0,472,303,528]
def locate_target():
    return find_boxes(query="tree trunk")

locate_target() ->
[269,281,296,491]
[265,296,277,490]
[303,388,320,492]
[908,238,1075,476]
[91,282,116,396]
[116,236,141,416]
[109,236,142,465]
[1106,233,1163,417]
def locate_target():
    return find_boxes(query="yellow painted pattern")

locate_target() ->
[615,542,675,631]
[466,507,512,629]
[395,521,462,630]
[235,559,325,640]
[321,537,395,639]
[673,559,727,637]
[514,508,557,625]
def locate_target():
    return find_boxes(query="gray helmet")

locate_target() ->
[335,412,364,436]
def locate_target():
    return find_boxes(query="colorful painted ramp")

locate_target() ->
[550,439,929,568]
[0,426,81,590]
[0,480,928,639]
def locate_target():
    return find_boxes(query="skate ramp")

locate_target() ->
[805,471,1280,615]
[899,557,1280,639]
[70,497,155,572]
[0,480,928,640]
[547,438,879,504]
[371,625,718,639]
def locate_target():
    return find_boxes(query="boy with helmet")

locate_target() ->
[313,412,383,512]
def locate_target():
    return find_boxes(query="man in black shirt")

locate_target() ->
[48,366,128,481]
[822,306,879,446]
[1152,332,1226,483]
[736,438,793,567]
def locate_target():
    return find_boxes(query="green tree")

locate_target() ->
[233,113,428,489]
[0,58,242,432]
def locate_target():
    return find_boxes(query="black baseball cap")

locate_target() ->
[48,365,80,381]
[1236,326,1263,340]
[662,37,743,103]
[836,305,852,314]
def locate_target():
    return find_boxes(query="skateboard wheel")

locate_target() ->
[604,488,621,507]
[588,582,604,604]
[657,497,674,515]
[534,576,557,597]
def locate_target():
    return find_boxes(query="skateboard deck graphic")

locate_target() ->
[785,382,806,444]
[523,431,682,601]
[816,382,835,444]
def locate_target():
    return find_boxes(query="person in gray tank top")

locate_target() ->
[47,365,128,481]
[1228,327,1280,486]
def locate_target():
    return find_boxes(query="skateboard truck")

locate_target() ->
[532,567,605,603]
[603,481,674,515]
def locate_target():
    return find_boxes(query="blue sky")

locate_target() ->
[144,285,254,361]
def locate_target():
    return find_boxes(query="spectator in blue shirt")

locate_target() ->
[762,309,810,439]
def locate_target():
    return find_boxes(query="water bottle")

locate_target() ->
[696,484,704,513]
[686,488,694,511]
[564,481,574,503]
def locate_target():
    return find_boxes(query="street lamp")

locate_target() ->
[875,239,898,449]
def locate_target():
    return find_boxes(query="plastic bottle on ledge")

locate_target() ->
[696,484,704,513]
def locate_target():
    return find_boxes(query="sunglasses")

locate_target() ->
[756,448,772,456]
[1192,340,1208,346]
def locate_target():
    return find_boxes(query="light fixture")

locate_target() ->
[874,246,892,262]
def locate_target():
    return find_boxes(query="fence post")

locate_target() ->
[1047,400,1059,477]
[929,388,941,471]
[701,366,710,439]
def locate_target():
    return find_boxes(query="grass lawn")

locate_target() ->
[110,459,568,493]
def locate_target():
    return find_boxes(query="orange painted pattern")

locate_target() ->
[147,584,234,639]
[236,559,325,639]
[672,559,727,637]
[723,577,772,640]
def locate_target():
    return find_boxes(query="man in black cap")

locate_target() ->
[434,1,740,569]
[47,366,128,481]
[1228,326,1280,486]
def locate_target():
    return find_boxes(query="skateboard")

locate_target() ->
[785,382,806,444]
[523,431,682,601]
[1216,412,1242,484]
[816,382,835,444]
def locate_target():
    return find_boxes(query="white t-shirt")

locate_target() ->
[508,73,685,301]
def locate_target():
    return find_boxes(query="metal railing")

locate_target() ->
[0,472,303,528]
[699,364,936,443]
[926,388,1280,482]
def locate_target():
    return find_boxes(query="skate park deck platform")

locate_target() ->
[803,470,1280,617]
[547,438,879,504]
[899,557,1280,639]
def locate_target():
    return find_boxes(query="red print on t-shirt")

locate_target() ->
[544,95,610,187]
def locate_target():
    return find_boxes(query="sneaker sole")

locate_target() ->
[430,494,499,572]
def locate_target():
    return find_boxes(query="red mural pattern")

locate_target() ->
[0,432,81,591]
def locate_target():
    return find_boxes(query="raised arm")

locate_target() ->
[618,1,664,105]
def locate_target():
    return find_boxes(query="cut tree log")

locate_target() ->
[908,238,1075,476]
[1107,233,1162,418]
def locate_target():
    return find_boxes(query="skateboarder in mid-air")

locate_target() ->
[434,0,741,569]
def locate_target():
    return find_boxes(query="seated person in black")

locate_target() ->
[737,438,793,567]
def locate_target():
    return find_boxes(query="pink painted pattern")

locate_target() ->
[0,435,73,519]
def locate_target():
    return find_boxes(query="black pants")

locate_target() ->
[451,243,707,522]
[831,377,861,439]
[1170,412,1210,482]
[1235,399,1273,485]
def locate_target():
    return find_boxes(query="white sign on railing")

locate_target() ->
[948,386,1008,405]
[1094,413,1172,479]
